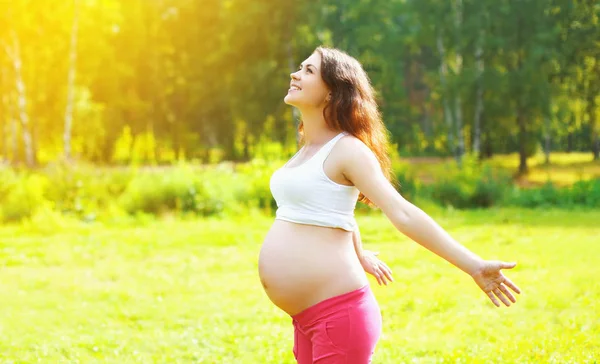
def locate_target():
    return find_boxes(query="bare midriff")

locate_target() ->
[258,219,368,316]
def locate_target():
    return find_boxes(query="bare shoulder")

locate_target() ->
[336,133,402,213]
[337,134,379,169]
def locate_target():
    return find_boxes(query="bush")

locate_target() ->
[427,159,511,209]
[567,179,600,208]
[0,159,597,224]
[392,162,420,202]
[42,162,134,220]
[233,160,279,214]
[507,179,600,209]
[0,172,49,222]
[118,164,220,216]
[471,167,512,208]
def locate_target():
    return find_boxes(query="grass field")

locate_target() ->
[0,208,599,363]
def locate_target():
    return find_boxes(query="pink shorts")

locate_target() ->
[291,284,382,363]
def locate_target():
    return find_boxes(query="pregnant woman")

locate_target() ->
[258,46,521,364]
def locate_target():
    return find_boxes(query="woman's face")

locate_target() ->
[284,52,330,109]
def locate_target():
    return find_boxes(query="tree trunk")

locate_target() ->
[437,32,454,157]
[588,92,599,160]
[567,112,574,153]
[3,33,35,167]
[0,111,4,162]
[10,111,18,163]
[482,115,493,159]
[543,115,551,165]
[453,0,464,166]
[63,0,79,161]
[243,127,250,161]
[473,27,485,157]
[517,106,528,174]
[0,67,7,162]
[421,95,432,138]
[515,11,526,174]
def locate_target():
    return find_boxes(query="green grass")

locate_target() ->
[0,208,598,363]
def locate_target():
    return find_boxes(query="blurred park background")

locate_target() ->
[0,0,599,363]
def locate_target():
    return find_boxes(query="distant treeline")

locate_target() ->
[0,0,598,173]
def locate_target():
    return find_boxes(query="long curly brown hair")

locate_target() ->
[297,46,397,207]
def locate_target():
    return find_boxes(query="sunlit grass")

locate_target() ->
[488,152,595,168]
[0,208,598,363]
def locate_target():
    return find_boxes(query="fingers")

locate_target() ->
[371,266,392,286]
[500,261,517,270]
[486,291,500,307]
[498,284,516,303]
[366,253,393,286]
[374,273,382,286]
[493,288,512,307]
[380,261,392,273]
[377,262,394,285]
[374,266,385,285]
[380,263,393,283]
[503,276,521,294]
[488,281,518,307]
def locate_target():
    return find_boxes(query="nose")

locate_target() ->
[290,71,300,80]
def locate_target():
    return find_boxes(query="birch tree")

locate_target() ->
[63,0,79,161]
[1,32,35,167]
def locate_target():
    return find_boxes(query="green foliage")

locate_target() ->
[118,165,216,216]
[1,154,599,224]
[233,160,279,214]
[392,161,421,203]
[0,170,49,222]
[427,158,512,209]
[2,0,599,171]
[507,179,600,208]
[42,162,134,220]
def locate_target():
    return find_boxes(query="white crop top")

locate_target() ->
[269,131,360,231]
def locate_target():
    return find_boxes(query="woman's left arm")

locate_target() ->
[341,138,521,307]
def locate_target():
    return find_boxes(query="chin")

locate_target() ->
[284,95,298,106]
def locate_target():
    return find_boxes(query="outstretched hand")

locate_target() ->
[360,250,393,286]
[471,260,522,307]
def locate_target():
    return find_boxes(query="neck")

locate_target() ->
[298,106,338,145]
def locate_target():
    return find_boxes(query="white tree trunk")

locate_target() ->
[437,32,454,156]
[0,66,7,161]
[10,108,17,163]
[1,61,17,163]
[63,0,79,160]
[2,32,34,167]
[473,28,485,157]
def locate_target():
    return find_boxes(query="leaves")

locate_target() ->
[0,0,598,165]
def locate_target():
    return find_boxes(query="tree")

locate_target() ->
[63,0,79,161]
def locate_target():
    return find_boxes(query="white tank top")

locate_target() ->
[269,131,360,231]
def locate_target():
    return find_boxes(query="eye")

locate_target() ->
[306,68,313,74]
[297,65,303,71]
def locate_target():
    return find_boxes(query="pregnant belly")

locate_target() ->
[258,220,367,315]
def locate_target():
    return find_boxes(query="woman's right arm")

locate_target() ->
[341,138,521,307]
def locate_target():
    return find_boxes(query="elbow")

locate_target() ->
[383,195,416,229]
[391,209,411,228]
[386,204,412,229]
